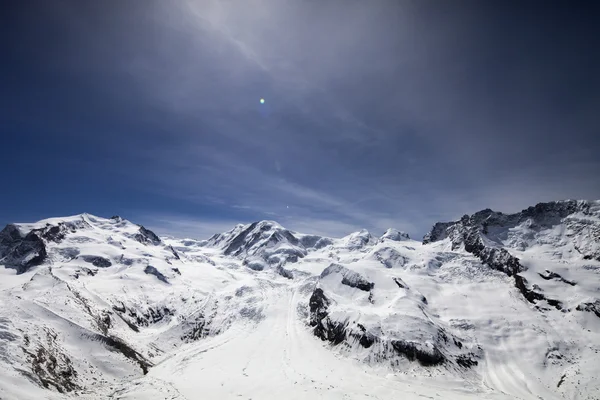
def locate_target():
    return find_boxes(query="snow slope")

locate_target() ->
[0,201,599,399]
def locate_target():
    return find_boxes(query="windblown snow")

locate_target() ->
[0,201,599,399]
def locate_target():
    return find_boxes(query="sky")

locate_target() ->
[1,0,599,240]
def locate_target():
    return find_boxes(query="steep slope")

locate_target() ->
[0,203,598,400]
[423,200,600,315]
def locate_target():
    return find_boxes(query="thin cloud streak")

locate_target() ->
[2,1,598,237]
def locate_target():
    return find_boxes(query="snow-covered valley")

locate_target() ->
[1,200,599,399]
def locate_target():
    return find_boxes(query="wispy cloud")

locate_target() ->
[139,213,243,240]
[7,1,597,239]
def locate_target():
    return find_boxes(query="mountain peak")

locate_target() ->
[380,228,410,242]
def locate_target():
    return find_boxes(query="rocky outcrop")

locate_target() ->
[575,300,600,319]
[0,224,47,274]
[308,288,346,344]
[538,270,576,286]
[308,286,455,367]
[276,265,294,279]
[320,264,374,291]
[112,301,174,330]
[299,235,333,250]
[21,329,79,393]
[389,340,445,366]
[81,255,112,268]
[31,220,91,243]
[308,263,480,370]
[134,226,161,245]
[422,202,581,310]
[144,266,169,284]
[89,333,152,374]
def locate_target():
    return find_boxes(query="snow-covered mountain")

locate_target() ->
[0,201,599,399]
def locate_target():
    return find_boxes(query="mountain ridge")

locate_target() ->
[0,200,599,399]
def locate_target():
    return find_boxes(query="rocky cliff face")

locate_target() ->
[424,200,599,258]
[423,200,600,312]
[0,224,47,274]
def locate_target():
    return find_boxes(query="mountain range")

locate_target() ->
[0,200,599,399]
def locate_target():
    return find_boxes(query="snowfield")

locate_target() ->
[0,201,599,399]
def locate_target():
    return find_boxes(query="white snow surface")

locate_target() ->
[0,209,599,399]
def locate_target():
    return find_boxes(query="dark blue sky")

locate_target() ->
[1,0,599,239]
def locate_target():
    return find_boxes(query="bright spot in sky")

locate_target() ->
[260,98,265,104]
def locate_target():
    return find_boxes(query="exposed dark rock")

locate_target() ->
[0,225,47,274]
[557,373,567,388]
[88,333,152,374]
[278,229,300,246]
[309,289,329,327]
[181,314,208,342]
[389,340,445,366]
[243,258,266,271]
[461,227,523,277]
[81,255,112,268]
[515,274,562,310]
[171,267,181,275]
[276,265,294,279]
[266,246,306,265]
[422,222,455,244]
[0,224,22,244]
[134,226,161,245]
[224,222,258,255]
[95,311,112,336]
[307,287,476,369]
[22,337,79,393]
[56,247,80,260]
[308,290,347,345]
[392,277,408,289]
[320,264,374,292]
[308,288,343,343]
[112,303,126,313]
[423,210,564,310]
[538,270,576,286]
[180,304,219,343]
[341,275,374,292]
[323,320,348,345]
[114,312,140,332]
[456,354,478,368]
[423,200,590,248]
[299,235,333,249]
[143,266,169,284]
[38,225,65,243]
[349,323,376,349]
[168,245,181,260]
[111,302,173,330]
[576,300,600,318]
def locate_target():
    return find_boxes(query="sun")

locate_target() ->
[260,98,265,104]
